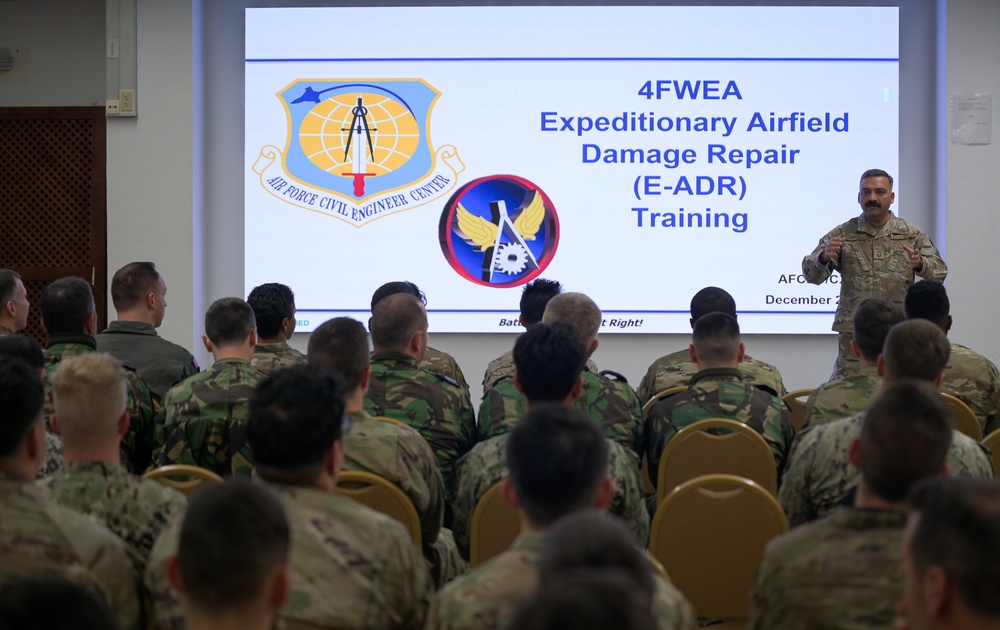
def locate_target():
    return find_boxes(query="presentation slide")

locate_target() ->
[245,6,899,334]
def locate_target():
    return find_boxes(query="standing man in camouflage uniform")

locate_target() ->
[41,276,158,473]
[802,169,947,379]
[780,320,994,527]
[364,293,476,505]
[752,380,952,629]
[428,404,695,630]
[904,281,1000,435]
[644,312,793,484]
[97,262,199,399]
[247,282,305,374]
[0,356,140,630]
[801,298,903,429]
[155,297,265,477]
[40,353,187,577]
[0,269,30,338]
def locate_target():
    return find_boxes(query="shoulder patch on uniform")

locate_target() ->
[430,372,460,388]
[599,370,629,384]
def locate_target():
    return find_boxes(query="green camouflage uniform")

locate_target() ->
[425,531,697,630]
[0,472,140,630]
[481,348,598,392]
[154,358,265,477]
[420,346,470,396]
[779,411,995,527]
[37,432,63,480]
[97,320,199,400]
[363,351,477,503]
[643,368,793,486]
[40,462,188,575]
[636,349,787,404]
[943,342,1000,435]
[478,368,643,456]
[45,333,160,473]
[145,480,431,630]
[801,213,948,378]
[451,434,649,562]
[250,340,306,374]
[801,365,881,429]
[750,507,907,630]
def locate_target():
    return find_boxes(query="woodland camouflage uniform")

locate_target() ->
[250,340,305,374]
[637,349,787,405]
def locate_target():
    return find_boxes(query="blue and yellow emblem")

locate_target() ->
[253,79,464,227]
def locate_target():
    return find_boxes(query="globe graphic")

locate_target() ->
[299,92,420,177]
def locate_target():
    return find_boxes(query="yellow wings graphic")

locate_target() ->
[512,191,545,241]
[453,191,545,250]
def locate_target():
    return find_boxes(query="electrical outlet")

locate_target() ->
[119,90,134,114]
[106,99,120,116]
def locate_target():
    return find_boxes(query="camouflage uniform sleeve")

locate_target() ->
[398,430,446,552]
[778,429,821,527]
[652,577,698,630]
[602,374,644,455]
[607,441,650,545]
[949,434,995,479]
[981,360,1000,436]
[636,362,660,407]
[800,387,824,430]
[643,399,680,489]
[801,226,841,284]
[124,370,160,474]
[477,383,525,442]
[914,230,947,282]
[763,403,794,474]
[144,521,185,630]
[380,521,433,630]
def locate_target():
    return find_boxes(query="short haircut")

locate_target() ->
[247,283,296,339]
[177,479,290,610]
[0,270,22,308]
[248,364,346,478]
[506,404,609,527]
[307,317,370,390]
[204,297,256,347]
[882,319,950,382]
[110,262,160,312]
[691,312,741,365]
[541,292,601,344]
[907,478,1000,618]
[40,277,95,335]
[0,578,117,630]
[904,281,950,329]
[519,279,562,326]
[690,286,737,321]
[859,380,951,502]
[0,356,45,458]
[860,168,893,188]
[369,293,426,352]
[370,281,426,309]
[852,298,904,362]
[513,322,587,403]
[51,353,128,445]
[0,335,45,371]
[508,572,658,630]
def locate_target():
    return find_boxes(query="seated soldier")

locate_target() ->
[40,353,188,576]
[454,322,649,560]
[427,405,694,630]
[363,293,476,504]
[0,269,30,338]
[0,335,62,479]
[643,312,792,485]
[752,380,952,628]
[247,282,305,374]
[308,316,464,586]
[637,286,786,405]
[40,276,158,473]
[479,292,642,455]
[155,297,265,477]
[166,480,291,630]
[370,281,469,394]
[801,298,903,429]
[780,320,994,527]
[905,280,1000,435]
[0,356,139,630]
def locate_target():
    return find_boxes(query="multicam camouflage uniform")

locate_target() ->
[363,352,476,503]
[450,434,649,562]
[636,349,787,405]
[40,462,188,574]
[249,340,305,374]
[420,346,470,396]
[0,471,140,630]
[97,320,199,400]
[481,349,598,392]
[779,411,994,527]
[154,358,265,477]
[750,507,908,629]
[801,213,948,378]
[37,432,63,480]
[943,343,1000,435]
[643,368,793,485]
[45,334,159,473]
[801,365,881,429]
[478,369,643,456]
[145,480,431,630]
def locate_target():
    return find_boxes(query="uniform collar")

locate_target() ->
[689,367,744,386]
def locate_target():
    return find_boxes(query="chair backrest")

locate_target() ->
[782,388,814,435]
[657,418,777,501]
[470,480,521,567]
[642,385,688,417]
[942,393,983,441]
[336,471,422,548]
[141,464,223,497]
[643,550,671,584]
[649,474,788,619]
[982,428,1000,476]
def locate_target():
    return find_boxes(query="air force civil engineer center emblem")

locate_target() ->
[253,79,465,226]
